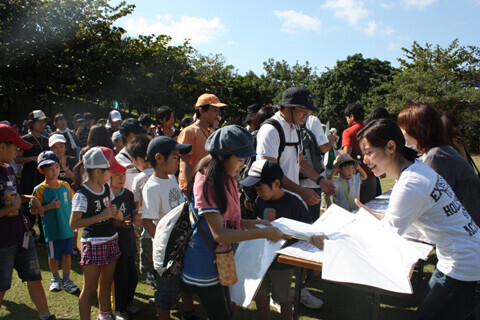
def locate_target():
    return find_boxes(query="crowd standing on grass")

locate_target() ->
[0,87,479,320]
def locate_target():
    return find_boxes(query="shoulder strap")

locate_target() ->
[263,118,285,162]
[465,146,480,176]
[191,211,215,252]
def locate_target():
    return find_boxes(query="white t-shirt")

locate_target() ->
[385,160,480,281]
[256,112,302,185]
[142,174,184,238]
[115,148,140,191]
[132,167,154,203]
[300,115,329,189]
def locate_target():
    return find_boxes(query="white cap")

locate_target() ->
[83,146,126,173]
[112,131,122,142]
[48,133,67,147]
[109,110,122,122]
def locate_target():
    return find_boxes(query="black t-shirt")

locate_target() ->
[78,184,116,239]
[20,134,49,194]
[58,156,77,186]
[112,188,137,257]
[254,192,312,270]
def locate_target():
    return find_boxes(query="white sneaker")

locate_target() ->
[270,299,281,312]
[299,288,324,309]
[112,310,129,320]
[49,278,61,292]
[145,272,156,288]
[61,279,80,293]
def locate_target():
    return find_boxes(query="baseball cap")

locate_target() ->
[109,110,122,122]
[240,159,284,187]
[333,153,358,170]
[205,125,256,159]
[195,93,228,108]
[245,104,262,123]
[83,146,126,173]
[37,151,59,169]
[147,136,192,162]
[74,114,84,122]
[48,133,67,147]
[280,87,319,112]
[0,124,32,150]
[119,118,147,136]
[111,131,122,142]
[28,110,48,122]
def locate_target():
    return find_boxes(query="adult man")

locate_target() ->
[177,93,227,192]
[106,110,122,137]
[256,87,335,309]
[245,103,262,132]
[341,102,376,203]
[256,87,335,206]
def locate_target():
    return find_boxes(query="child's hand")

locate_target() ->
[309,234,329,250]
[59,156,67,170]
[30,197,44,216]
[9,194,22,212]
[113,208,124,221]
[122,214,132,228]
[50,197,61,209]
[263,226,291,242]
[133,212,142,227]
[100,206,118,220]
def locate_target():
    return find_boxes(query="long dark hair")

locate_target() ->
[357,119,418,162]
[187,154,231,214]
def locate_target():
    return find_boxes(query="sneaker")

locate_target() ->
[61,279,80,293]
[299,288,324,309]
[125,305,139,314]
[270,299,281,313]
[46,315,57,320]
[112,310,129,320]
[145,272,156,288]
[49,278,61,292]
[96,314,114,320]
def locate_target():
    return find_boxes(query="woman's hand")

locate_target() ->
[354,199,384,220]
[309,234,329,250]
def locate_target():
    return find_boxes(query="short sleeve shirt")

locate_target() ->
[177,123,211,191]
[112,188,137,257]
[332,173,362,212]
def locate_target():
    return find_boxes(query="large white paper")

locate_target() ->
[230,237,286,307]
[271,217,319,240]
[277,240,324,264]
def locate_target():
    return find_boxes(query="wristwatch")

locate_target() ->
[316,176,325,185]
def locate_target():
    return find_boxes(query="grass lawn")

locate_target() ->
[1,156,479,319]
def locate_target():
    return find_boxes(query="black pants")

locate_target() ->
[114,255,138,312]
[197,284,233,320]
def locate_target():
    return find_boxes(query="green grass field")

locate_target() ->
[1,156,479,320]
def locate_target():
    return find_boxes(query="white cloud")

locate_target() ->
[274,10,322,33]
[380,2,396,9]
[124,14,227,44]
[364,20,379,36]
[321,0,370,26]
[401,0,436,8]
[388,42,403,51]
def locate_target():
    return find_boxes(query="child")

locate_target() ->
[48,134,77,186]
[330,154,367,211]
[110,171,142,320]
[128,136,155,285]
[0,124,56,320]
[70,146,125,320]
[142,136,193,320]
[240,159,313,320]
[33,151,79,294]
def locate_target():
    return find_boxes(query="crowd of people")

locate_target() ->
[0,87,479,320]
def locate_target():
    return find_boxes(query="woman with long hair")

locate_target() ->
[398,102,480,226]
[356,119,480,320]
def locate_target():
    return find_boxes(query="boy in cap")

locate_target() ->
[107,110,122,137]
[142,136,193,320]
[33,151,79,293]
[240,159,312,319]
[330,153,367,212]
[111,131,124,155]
[177,93,227,192]
[0,124,57,320]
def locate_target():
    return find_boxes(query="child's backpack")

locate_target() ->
[299,125,325,180]
[152,200,201,278]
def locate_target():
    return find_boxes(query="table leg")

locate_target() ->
[293,267,302,320]
[372,288,380,320]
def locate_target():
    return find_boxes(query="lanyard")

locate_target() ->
[338,178,353,211]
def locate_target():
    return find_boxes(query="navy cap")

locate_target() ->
[205,125,256,159]
[245,104,262,123]
[280,87,319,112]
[37,151,59,169]
[240,159,284,187]
[119,118,147,136]
[147,136,192,162]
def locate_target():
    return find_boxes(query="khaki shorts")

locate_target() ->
[256,268,293,303]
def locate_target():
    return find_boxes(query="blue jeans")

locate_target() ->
[415,268,477,320]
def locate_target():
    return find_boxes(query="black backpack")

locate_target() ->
[299,125,325,179]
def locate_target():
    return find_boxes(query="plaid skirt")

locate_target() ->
[80,237,121,266]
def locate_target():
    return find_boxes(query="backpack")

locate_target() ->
[299,125,325,179]
[152,200,202,278]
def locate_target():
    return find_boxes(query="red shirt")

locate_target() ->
[341,120,364,157]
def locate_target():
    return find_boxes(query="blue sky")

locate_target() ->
[112,0,480,75]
